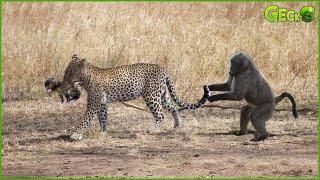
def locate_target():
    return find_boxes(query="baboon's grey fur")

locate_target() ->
[205,53,298,141]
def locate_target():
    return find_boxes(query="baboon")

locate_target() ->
[204,53,298,141]
[44,77,81,103]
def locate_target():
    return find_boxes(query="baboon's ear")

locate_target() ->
[243,58,252,70]
[54,80,59,86]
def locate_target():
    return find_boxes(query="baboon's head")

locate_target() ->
[229,53,251,76]
[62,55,86,92]
[44,77,59,94]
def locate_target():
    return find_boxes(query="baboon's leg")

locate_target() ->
[98,103,108,132]
[237,105,254,135]
[144,96,164,129]
[249,103,274,141]
[161,90,181,128]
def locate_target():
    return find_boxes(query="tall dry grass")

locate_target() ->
[2,2,318,107]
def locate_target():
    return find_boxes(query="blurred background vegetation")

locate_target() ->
[2,2,317,108]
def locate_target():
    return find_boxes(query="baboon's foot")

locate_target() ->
[70,132,83,141]
[234,131,247,136]
[268,133,276,137]
[250,135,268,141]
[233,129,256,136]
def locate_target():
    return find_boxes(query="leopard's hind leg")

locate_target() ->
[161,89,182,128]
[143,95,164,133]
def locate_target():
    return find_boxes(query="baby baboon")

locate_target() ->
[44,77,81,103]
[204,53,298,141]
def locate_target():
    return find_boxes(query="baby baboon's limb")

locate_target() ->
[44,77,81,103]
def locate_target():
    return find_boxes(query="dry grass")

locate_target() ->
[2,2,318,108]
[2,3,318,177]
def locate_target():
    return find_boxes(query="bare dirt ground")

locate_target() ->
[3,98,318,178]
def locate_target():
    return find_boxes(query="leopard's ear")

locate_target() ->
[72,54,79,61]
[80,58,86,64]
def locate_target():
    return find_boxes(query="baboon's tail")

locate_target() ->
[275,92,298,118]
[165,76,208,109]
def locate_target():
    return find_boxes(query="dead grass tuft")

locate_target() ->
[2,2,318,108]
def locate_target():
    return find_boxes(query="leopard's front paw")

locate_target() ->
[145,127,161,135]
[70,132,83,141]
[99,132,107,139]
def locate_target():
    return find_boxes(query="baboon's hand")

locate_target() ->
[203,85,210,99]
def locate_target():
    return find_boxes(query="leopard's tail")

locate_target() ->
[165,76,207,109]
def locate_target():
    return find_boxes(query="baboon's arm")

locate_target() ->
[208,76,232,91]
[208,83,231,91]
[207,92,242,102]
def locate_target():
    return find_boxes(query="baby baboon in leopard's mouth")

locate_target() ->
[44,77,81,103]
[204,53,298,141]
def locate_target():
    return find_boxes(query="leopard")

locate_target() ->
[62,54,209,141]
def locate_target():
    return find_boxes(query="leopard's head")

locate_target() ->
[62,54,87,92]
